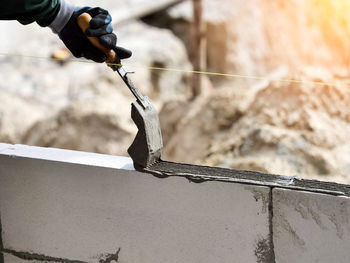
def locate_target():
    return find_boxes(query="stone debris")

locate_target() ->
[163,71,350,183]
[23,94,135,156]
[0,90,48,143]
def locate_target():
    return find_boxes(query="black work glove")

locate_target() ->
[59,7,132,62]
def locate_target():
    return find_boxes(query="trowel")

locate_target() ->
[77,13,163,169]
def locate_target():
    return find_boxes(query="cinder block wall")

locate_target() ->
[0,144,349,263]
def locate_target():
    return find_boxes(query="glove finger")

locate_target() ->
[113,46,132,59]
[82,45,107,63]
[75,6,92,15]
[86,23,113,37]
[98,33,117,49]
[86,7,108,17]
[90,13,112,28]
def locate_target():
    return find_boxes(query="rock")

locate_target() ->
[160,68,286,164]
[117,21,192,103]
[144,0,350,84]
[23,92,136,156]
[160,87,245,164]
[0,90,48,143]
[160,67,350,183]
[203,75,350,182]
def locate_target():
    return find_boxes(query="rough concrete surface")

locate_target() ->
[273,188,350,263]
[0,153,270,263]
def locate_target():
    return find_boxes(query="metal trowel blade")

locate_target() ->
[127,97,163,169]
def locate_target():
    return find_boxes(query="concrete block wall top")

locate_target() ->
[0,144,11,154]
[0,144,134,170]
[0,144,271,263]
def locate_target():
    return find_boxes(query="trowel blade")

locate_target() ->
[128,97,163,169]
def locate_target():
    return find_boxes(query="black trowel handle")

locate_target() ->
[77,13,119,64]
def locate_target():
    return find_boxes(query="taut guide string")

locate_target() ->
[0,52,349,88]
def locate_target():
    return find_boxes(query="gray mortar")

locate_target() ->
[250,188,269,214]
[268,189,276,263]
[144,160,350,197]
[254,188,276,263]
[113,64,163,169]
[128,100,163,169]
[0,213,4,263]
[254,237,275,263]
[2,249,87,262]
[98,248,121,263]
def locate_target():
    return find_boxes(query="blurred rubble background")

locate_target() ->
[1,0,350,183]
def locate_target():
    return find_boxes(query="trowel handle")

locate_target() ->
[77,13,118,63]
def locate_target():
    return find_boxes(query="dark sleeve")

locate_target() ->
[0,0,61,27]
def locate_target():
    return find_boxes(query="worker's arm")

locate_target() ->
[0,0,60,26]
[0,0,131,62]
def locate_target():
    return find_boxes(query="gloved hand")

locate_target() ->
[58,7,132,62]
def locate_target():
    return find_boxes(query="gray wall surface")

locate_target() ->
[0,144,349,262]
[273,188,350,262]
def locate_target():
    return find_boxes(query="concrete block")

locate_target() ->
[272,188,350,262]
[0,154,271,263]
